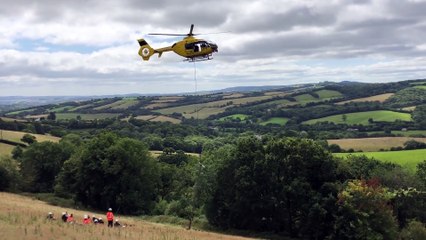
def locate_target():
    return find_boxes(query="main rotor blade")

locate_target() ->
[148,33,188,36]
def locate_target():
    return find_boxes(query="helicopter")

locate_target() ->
[137,24,218,62]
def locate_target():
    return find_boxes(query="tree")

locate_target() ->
[21,133,36,145]
[342,114,347,122]
[20,141,73,192]
[47,112,56,120]
[332,179,398,240]
[56,132,160,214]
[416,160,426,189]
[0,156,21,191]
[207,137,338,238]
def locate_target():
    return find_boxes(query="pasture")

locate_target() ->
[154,95,273,119]
[219,114,249,121]
[0,117,27,122]
[0,192,255,240]
[0,142,15,156]
[0,130,60,145]
[336,93,394,104]
[55,113,120,120]
[315,89,342,99]
[94,98,138,110]
[367,130,426,137]
[328,137,426,152]
[334,149,426,172]
[303,110,412,125]
[260,117,289,126]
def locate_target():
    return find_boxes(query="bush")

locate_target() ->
[400,221,426,240]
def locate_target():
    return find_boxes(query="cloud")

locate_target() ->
[0,0,426,95]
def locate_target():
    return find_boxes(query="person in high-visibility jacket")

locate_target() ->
[106,208,114,227]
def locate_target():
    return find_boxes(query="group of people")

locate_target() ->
[47,208,124,227]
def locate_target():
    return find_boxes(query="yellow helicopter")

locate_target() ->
[137,24,218,62]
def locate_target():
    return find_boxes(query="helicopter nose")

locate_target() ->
[211,43,218,52]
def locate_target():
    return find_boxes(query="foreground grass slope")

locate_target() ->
[0,192,255,240]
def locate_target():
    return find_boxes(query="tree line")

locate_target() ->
[1,132,426,239]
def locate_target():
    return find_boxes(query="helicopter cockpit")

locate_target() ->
[185,41,218,53]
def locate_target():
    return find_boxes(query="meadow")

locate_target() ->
[328,137,426,152]
[55,113,120,120]
[0,130,60,145]
[94,98,139,110]
[336,93,394,104]
[260,117,289,126]
[334,149,426,172]
[0,142,15,156]
[303,110,412,125]
[219,114,249,121]
[0,192,255,240]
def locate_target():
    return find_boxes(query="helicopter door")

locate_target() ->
[194,44,201,52]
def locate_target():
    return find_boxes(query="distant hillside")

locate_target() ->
[1,79,425,130]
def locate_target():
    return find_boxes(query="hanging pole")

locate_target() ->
[193,61,198,120]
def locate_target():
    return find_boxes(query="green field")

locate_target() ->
[0,130,60,145]
[219,114,249,121]
[294,94,317,103]
[155,95,273,119]
[303,110,412,125]
[368,130,426,137]
[414,85,426,89]
[48,105,73,112]
[94,98,138,110]
[5,108,36,116]
[334,149,426,172]
[260,117,289,126]
[0,142,15,156]
[56,113,119,120]
[0,117,26,122]
[315,89,342,99]
[328,137,426,152]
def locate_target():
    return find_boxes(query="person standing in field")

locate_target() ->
[106,208,114,227]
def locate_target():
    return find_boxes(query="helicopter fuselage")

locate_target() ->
[171,36,218,59]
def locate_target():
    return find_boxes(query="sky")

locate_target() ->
[1,0,426,96]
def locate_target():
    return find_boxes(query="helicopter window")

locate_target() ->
[185,43,194,50]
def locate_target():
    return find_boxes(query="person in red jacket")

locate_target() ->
[106,208,114,227]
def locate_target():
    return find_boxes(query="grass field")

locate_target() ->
[0,142,15,156]
[154,95,273,119]
[414,85,426,89]
[315,90,342,99]
[336,93,394,104]
[303,110,412,125]
[56,113,119,120]
[0,130,60,145]
[367,130,426,137]
[68,104,94,112]
[48,105,74,112]
[260,117,289,126]
[94,98,138,110]
[150,116,182,124]
[6,108,36,116]
[0,192,255,240]
[328,137,426,152]
[0,117,27,122]
[334,149,426,172]
[219,114,249,121]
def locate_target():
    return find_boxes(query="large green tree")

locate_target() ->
[207,137,338,238]
[56,132,160,214]
[20,141,73,192]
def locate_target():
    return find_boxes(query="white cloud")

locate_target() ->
[0,0,425,95]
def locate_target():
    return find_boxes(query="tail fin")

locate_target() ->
[137,39,155,61]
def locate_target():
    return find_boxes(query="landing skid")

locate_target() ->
[184,55,213,62]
